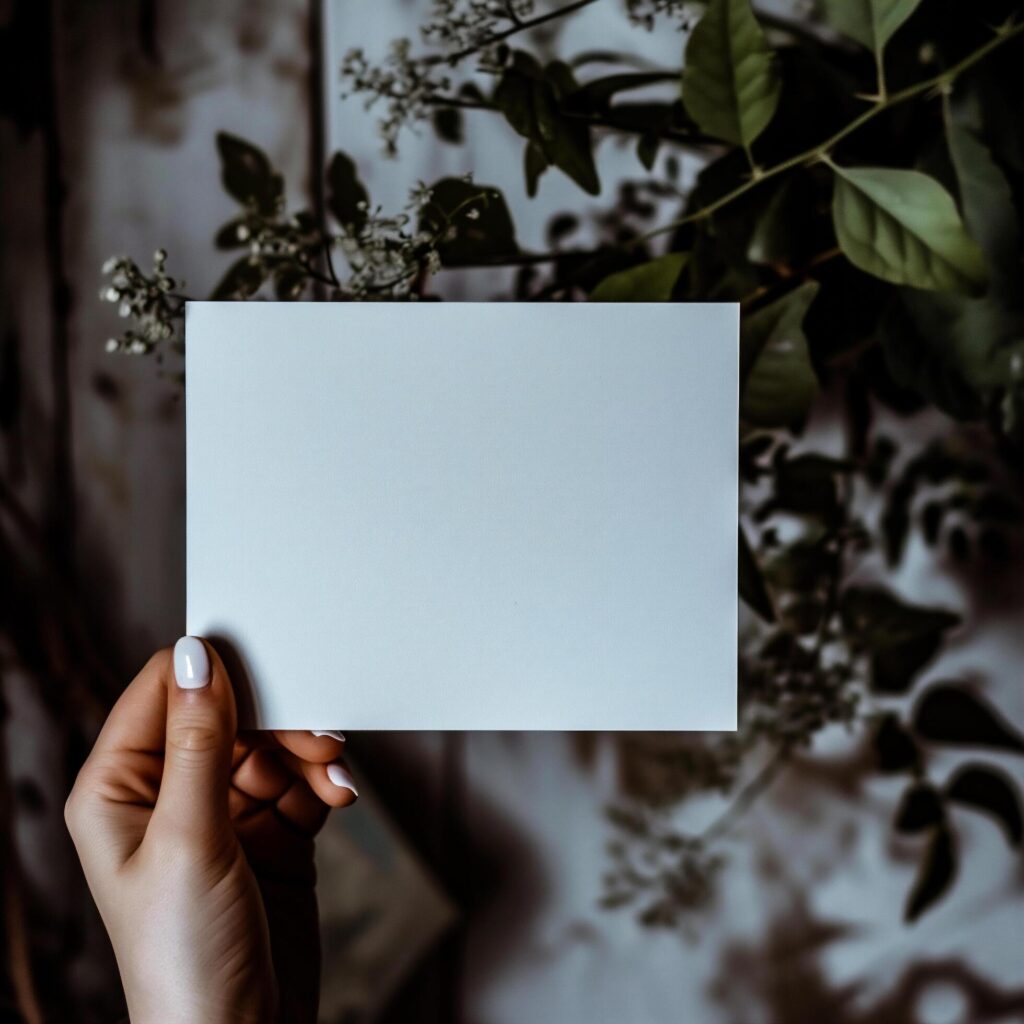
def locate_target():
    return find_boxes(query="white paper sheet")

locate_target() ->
[186,301,737,730]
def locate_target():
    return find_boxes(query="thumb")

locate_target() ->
[152,636,237,844]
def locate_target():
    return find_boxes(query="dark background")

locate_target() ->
[2,1,1023,1022]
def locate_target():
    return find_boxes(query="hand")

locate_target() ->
[64,637,357,1024]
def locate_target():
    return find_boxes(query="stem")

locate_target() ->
[700,743,791,844]
[322,240,342,288]
[426,0,601,67]
[294,254,338,289]
[503,0,525,27]
[875,45,887,102]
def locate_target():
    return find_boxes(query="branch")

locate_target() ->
[639,21,1024,243]
[425,0,602,67]
[700,743,791,844]
[530,21,1023,297]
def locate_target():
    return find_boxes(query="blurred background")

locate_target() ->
[2,0,1023,1021]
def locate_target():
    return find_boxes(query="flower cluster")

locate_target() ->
[338,183,444,298]
[339,0,539,155]
[99,175,450,358]
[100,251,183,356]
[341,41,453,157]
[421,0,533,52]
[625,0,705,30]
[603,806,725,932]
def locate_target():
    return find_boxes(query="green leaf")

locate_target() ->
[830,165,988,294]
[840,586,959,693]
[946,118,1018,280]
[494,57,600,196]
[747,176,819,268]
[326,151,369,233]
[209,257,265,300]
[880,473,915,565]
[214,217,251,250]
[875,109,1024,417]
[681,0,780,150]
[536,68,600,196]
[818,0,921,58]
[914,683,1024,755]
[215,133,282,215]
[553,247,644,294]
[494,67,536,137]
[902,291,1023,402]
[740,282,820,428]
[876,298,986,422]
[738,526,775,623]
[418,179,517,267]
[637,132,659,171]
[432,106,463,144]
[765,453,849,522]
[524,141,549,198]
[273,264,306,301]
[905,825,957,922]
[872,713,920,773]
[544,59,578,100]
[589,252,686,302]
[895,782,945,833]
[946,764,1023,846]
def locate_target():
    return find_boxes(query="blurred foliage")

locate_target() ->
[101,0,1024,928]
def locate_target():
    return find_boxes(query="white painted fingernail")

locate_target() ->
[173,636,210,689]
[326,762,358,797]
[312,730,346,742]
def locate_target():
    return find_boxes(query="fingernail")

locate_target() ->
[312,730,346,742]
[173,636,211,690]
[326,761,358,797]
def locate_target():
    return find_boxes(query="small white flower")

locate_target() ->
[465,207,480,221]
[105,338,119,353]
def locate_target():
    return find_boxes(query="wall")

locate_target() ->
[2,1,1022,1022]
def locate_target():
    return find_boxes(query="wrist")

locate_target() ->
[125,979,277,1024]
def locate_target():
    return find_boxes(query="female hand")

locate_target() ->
[64,637,357,1024]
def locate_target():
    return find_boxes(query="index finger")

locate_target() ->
[272,730,345,764]
[88,648,172,759]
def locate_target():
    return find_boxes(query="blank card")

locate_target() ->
[185,301,738,730]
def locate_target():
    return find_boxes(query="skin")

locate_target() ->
[64,642,355,1024]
